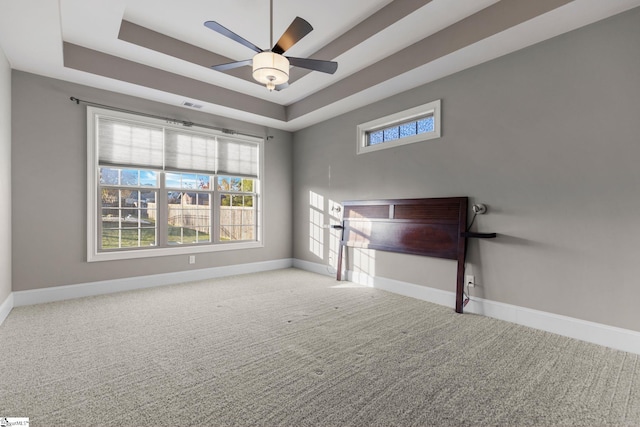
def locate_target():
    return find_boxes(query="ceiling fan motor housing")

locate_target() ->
[252,52,290,90]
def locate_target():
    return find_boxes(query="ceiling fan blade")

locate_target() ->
[204,21,263,53]
[271,17,313,55]
[210,59,253,72]
[287,57,338,74]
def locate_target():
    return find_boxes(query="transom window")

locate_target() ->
[357,99,441,154]
[87,107,263,262]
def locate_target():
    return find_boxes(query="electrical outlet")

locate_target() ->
[189,255,196,265]
[466,275,475,288]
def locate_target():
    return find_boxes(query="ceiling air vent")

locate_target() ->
[182,101,203,109]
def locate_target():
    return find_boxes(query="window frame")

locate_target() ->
[356,99,441,155]
[87,106,264,262]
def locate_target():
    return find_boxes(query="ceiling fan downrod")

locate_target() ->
[205,0,338,91]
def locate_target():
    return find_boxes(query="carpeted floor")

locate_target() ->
[1,268,638,426]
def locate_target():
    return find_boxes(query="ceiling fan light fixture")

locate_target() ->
[252,51,289,90]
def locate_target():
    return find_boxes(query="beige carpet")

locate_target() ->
[0,268,638,426]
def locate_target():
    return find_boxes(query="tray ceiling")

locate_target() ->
[1,0,639,131]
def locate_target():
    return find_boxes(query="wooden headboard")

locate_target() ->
[336,197,469,313]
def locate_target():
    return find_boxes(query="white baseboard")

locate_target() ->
[294,259,640,356]
[292,258,336,277]
[13,258,294,307]
[0,292,13,325]
[6,258,640,356]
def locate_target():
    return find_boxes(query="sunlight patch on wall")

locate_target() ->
[353,247,376,278]
[309,191,324,259]
[328,198,342,269]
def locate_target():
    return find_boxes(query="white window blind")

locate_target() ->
[97,117,164,169]
[216,137,259,178]
[98,117,259,177]
[165,129,217,173]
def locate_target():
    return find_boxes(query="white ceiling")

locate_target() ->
[1,0,639,131]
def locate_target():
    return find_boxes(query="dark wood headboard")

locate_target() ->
[336,197,469,313]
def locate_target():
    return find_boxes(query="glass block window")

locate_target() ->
[357,99,441,154]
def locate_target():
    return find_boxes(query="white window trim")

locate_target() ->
[356,99,441,155]
[87,106,264,262]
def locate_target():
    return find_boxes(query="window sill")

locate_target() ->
[87,241,264,262]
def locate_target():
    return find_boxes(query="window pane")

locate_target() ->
[101,229,120,249]
[242,179,254,192]
[102,208,120,222]
[198,175,211,190]
[166,172,200,189]
[167,225,184,244]
[399,122,417,138]
[365,116,435,147]
[218,177,230,191]
[242,195,254,207]
[368,131,384,145]
[120,229,140,248]
[140,190,156,204]
[121,169,139,186]
[101,223,158,249]
[218,176,242,191]
[417,116,435,133]
[181,173,198,189]
[220,226,235,241]
[220,194,256,241]
[198,193,210,206]
[166,172,182,189]
[141,228,157,247]
[100,186,157,249]
[101,189,120,208]
[197,228,211,243]
[100,168,119,185]
[167,226,211,244]
[167,191,211,245]
[219,176,253,192]
[140,171,158,187]
[383,127,400,141]
[230,177,242,191]
[220,225,255,242]
[99,168,157,187]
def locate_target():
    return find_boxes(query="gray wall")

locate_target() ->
[11,72,293,291]
[0,48,10,303]
[292,8,640,332]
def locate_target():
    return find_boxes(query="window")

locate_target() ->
[357,99,441,154]
[87,107,263,262]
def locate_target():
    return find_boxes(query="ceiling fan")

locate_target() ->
[204,0,338,91]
